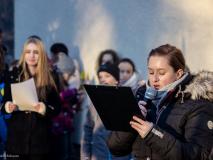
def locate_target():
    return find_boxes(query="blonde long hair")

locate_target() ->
[18,37,56,100]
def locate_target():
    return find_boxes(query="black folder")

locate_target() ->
[84,84,144,132]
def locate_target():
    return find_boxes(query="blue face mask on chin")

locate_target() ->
[145,72,188,107]
[145,86,167,101]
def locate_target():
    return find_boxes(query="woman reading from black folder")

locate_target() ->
[107,44,213,160]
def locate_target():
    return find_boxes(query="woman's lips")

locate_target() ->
[153,85,160,90]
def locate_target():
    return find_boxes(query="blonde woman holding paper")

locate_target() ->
[2,36,61,160]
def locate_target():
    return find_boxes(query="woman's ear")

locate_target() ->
[176,69,184,80]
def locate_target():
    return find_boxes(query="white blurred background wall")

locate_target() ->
[15,0,213,78]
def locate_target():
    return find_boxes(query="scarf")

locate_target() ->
[120,72,140,90]
[146,72,189,108]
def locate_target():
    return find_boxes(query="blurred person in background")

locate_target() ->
[0,45,11,159]
[91,49,121,85]
[50,42,82,159]
[50,42,81,90]
[118,58,143,92]
[81,62,131,160]
[0,28,9,70]
[96,49,120,69]
[50,51,80,160]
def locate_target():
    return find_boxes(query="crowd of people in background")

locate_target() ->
[0,28,212,160]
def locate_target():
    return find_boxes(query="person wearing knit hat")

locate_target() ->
[97,62,120,85]
[81,62,132,160]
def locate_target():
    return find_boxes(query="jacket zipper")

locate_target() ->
[156,105,166,124]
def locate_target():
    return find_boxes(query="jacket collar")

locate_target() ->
[183,70,213,102]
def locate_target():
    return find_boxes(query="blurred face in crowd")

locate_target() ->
[148,55,183,90]
[24,42,39,67]
[62,72,71,82]
[119,62,134,84]
[98,71,118,85]
[102,54,113,65]
[51,53,58,64]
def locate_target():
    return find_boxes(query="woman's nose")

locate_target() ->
[153,74,159,82]
[99,78,105,84]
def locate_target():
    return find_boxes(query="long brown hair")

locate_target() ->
[18,37,56,100]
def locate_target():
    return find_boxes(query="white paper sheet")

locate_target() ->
[11,78,38,111]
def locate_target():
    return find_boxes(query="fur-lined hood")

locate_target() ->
[184,70,213,102]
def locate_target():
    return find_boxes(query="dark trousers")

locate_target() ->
[49,132,72,160]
